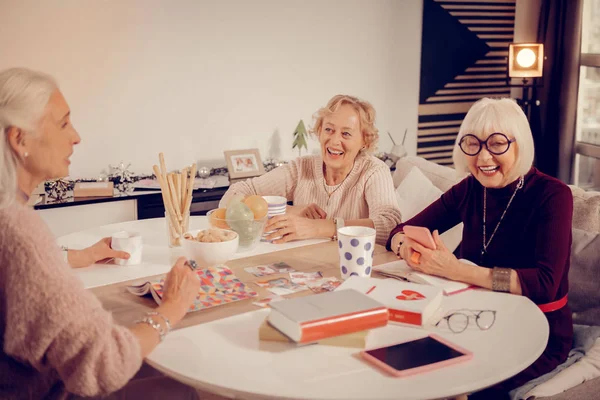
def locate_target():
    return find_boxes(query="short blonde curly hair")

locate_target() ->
[309,94,379,152]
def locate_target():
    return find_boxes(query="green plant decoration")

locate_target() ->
[292,120,308,156]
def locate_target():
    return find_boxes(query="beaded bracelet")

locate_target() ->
[135,316,166,341]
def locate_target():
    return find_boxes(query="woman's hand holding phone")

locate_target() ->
[403,226,436,264]
[400,227,461,280]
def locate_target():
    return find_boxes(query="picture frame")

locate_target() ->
[223,148,266,179]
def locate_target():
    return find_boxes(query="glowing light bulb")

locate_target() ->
[516,48,536,68]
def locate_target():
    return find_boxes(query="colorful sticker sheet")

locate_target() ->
[154,265,258,312]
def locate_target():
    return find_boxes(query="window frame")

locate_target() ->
[574,0,600,187]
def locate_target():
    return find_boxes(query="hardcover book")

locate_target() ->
[336,276,444,327]
[258,318,369,348]
[267,289,388,344]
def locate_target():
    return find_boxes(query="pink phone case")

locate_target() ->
[403,225,437,250]
[359,334,473,378]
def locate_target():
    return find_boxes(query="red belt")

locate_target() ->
[538,295,568,313]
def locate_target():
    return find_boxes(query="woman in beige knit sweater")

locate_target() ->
[220,95,402,246]
[0,67,201,399]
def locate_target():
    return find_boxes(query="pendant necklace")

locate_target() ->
[323,165,349,205]
[481,176,524,261]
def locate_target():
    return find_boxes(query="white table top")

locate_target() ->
[58,217,327,288]
[146,289,548,399]
[62,218,549,399]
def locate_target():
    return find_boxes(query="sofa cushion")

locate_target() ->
[526,338,600,399]
[394,156,460,192]
[569,229,600,326]
[395,166,443,221]
[569,186,600,233]
[394,165,463,253]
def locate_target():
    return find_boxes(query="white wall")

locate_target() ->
[0,0,423,178]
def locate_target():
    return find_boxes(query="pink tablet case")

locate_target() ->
[359,333,473,378]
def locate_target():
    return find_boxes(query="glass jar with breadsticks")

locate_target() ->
[152,152,197,247]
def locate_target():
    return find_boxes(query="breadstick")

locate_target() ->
[153,165,182,236]
[167,173,182,221]
[180,168,188,212]
[174,173,181,208]
[182,163,196,219]
[159,153,168,180]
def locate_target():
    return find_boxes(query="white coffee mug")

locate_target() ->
[111,231,143,266]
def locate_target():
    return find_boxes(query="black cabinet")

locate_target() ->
[136,187,229,220]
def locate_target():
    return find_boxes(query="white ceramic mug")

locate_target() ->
[337,226,376,280]
[111,231,143,266]
[262,195,287,239]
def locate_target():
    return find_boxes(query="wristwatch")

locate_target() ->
[332,217,345,240]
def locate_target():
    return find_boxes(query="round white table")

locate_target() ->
[145,291,548,400]
[61,219,550,399]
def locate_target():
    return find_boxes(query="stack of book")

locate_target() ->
[260,289,389,348]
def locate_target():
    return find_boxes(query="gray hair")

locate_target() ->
[0,68,57,208]
[452,97,535,183]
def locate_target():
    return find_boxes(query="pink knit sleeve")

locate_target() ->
[219,159,300,207]
[1,206,142,397]
[363,162,403,245]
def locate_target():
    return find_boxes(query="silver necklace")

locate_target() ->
[324,181,342,196]
[322,166,350,200]
[482,176,524,258]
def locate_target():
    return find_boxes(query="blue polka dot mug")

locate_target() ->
[337,226,376,280]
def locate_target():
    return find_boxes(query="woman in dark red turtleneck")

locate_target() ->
[387,98,573,399]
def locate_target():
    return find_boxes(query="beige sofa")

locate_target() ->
[393,156,600,399]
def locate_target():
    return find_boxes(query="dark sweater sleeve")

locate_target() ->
[386,177,468,250]
[515,183,573,304]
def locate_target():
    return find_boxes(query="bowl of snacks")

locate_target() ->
[182,228,239,267]
[207,194,269,252]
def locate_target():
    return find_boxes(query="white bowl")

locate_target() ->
[182,229,239,267]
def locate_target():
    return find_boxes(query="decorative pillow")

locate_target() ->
[569,229,600,326]
[569,186,600,233]
[395,166,463,253]
[394,156,460,193]
[525,338,600,399]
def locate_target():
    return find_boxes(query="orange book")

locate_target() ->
[267,289,388,344]
[258,319,369,348]
[336,277,443,327]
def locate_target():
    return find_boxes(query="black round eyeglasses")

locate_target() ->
[458,133,516,156]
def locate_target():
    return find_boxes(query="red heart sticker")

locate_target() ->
[396,290,426,301]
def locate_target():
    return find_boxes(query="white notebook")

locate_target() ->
[373,260,473,295]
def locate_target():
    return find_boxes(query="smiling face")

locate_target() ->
[464,132,518,188]
[319,103,365,172]
[25,90,80,180]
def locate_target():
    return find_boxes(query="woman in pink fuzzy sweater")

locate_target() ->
[0,67,201,399]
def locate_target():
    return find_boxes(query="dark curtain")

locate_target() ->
[530,0,583,182]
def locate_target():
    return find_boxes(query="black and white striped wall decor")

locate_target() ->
[418,0,515,166]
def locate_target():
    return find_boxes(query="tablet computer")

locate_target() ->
[360,334,472,377]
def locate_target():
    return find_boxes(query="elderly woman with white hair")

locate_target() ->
[387,98,573,398]
[0,67,202,399]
